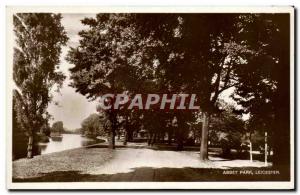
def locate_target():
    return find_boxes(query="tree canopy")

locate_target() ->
[67,13,291,165]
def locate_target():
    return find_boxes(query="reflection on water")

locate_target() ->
[38,134,102,155]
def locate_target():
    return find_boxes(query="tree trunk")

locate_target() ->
[264,131,268,166]
[176,138,183,151]
[200,112,209,161]
[272,76,290,168]
[153,133,157,145]
[147,132,152,146]
[272,15,290,170]
[273,110,290,167]
[124,117,132,142]
[27,135,33,158]
[127,129,133,142]
[160,133,165,143]
[108,129,115,149]
[176,128,184,150]
[168,130,172,145]
[107,111,117,149]
[249,132,253,162]
[117,131,121,140]
[249,141,253,162]
[222,146,231,158]
[123,130,127,145]
[150,133,156,146]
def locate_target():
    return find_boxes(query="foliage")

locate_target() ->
[81,113,106,138]
[67,13,290,164]
[40,122,51,136]
[13,13,68,157]
[232,14,290,165]
[12,92,28,159]
[209,102,245,156]
[51,121,64,134]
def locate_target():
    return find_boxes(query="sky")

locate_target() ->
[47,13,247,130]
[47,14,97,130]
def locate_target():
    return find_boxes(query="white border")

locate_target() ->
[5,6,296,13]
[6,6,295,190]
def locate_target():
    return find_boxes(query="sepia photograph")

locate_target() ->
[6,6,294,189]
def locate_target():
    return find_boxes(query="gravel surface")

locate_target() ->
[13,146,270,180]
[13,147,113,179]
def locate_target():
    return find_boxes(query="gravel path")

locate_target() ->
[88,148,213,175]
[13,146,270,181]
[88,148,269,175]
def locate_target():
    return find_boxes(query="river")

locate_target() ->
[38,134,103,155]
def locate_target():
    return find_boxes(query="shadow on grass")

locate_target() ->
[13,166,290,183]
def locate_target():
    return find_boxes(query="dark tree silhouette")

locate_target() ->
[233,14,291,167]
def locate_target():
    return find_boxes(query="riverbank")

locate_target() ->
[13,146,114,179]
[12,145,289,182]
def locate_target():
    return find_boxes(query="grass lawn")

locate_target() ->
[13,147,113,179]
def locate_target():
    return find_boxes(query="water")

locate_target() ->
[38,134,103,155]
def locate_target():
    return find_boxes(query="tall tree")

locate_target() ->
[144,14,250,160]
[67,14,141,149]
[13,13,68,158]
[233,14,291,167]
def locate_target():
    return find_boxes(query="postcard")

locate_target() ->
[6,6,295,190]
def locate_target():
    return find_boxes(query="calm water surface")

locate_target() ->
[38,134,102,155]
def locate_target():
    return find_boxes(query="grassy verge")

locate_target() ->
[13,147,113,179]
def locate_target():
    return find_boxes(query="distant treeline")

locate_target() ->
[50,121,81,135]
[61,128,81,134]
